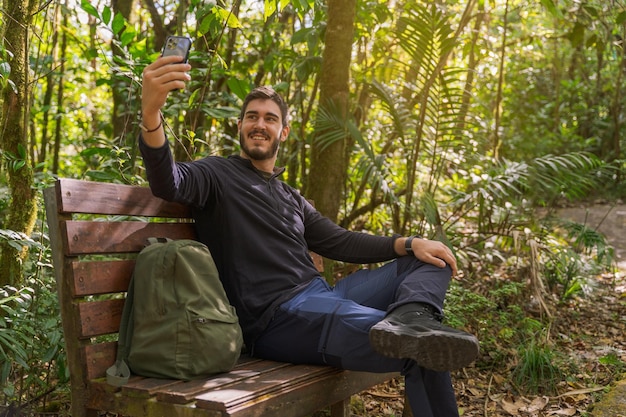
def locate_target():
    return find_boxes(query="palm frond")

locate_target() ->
[397,6,454,77]
[529,152,605,201]
[368,81,413,141]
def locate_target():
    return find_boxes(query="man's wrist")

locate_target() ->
[404,235,422,255]
[140,119,162,133]
[140,111,162,132]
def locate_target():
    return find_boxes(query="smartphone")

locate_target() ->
[161,36,192,63]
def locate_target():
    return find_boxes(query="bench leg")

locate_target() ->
[330,398,350,417]
[402,391,414,417]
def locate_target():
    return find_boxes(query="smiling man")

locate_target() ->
[138,55,479,417]
[238,98,287,166]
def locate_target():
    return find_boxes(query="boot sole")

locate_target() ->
[369,322,479,372]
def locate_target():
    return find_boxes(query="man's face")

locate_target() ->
[238,99,289,162]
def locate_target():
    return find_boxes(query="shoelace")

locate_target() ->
[405,306,444,323]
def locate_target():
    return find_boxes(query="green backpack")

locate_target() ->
[107,239,243,386]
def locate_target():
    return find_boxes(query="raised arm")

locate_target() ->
[140,55,191,148]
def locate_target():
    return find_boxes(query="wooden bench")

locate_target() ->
[44,178,399,417]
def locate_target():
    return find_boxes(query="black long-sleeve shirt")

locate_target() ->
[140,138,399,345]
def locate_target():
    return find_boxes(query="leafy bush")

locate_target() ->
[0,234,68,415]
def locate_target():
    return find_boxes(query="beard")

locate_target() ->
[239,130,281,161]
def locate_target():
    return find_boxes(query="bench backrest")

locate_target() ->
[44,179,198,386]
[44,178,323,386]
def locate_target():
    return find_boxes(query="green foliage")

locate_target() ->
[1,144,28,172]
[0,43,15,93]
[0,229,42,252]
[446,279,567,396]
[445,280,527,367]
[0,224,67,411]
[0,277,67,410]
[490,0,626,164]
[0,287,34,377]
[543,247,589,300]
[598,351,626,376]
[512,338,563,395]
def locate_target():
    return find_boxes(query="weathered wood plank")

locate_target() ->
[78,299,124,338]
[214,370,397,417]
[84,341,118,380]
[156,359,292,404]
[71,260,134,296]
[195,365,338,411]
[56,178,191,218]
[63,221,196,255]
[120,378,183,398]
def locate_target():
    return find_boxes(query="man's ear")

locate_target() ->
[281,125,290,141]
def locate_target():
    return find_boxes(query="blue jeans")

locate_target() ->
[252,257,459,417]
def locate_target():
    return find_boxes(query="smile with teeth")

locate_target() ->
[249,130,269,141]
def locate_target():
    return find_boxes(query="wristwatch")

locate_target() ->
[404,235,421,255]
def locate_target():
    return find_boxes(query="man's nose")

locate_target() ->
[253,117,267,129]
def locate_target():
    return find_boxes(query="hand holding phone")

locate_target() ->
[142,36,191,118]
[161,36,192,63]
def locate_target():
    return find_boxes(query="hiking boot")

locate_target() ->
[369,303,479,372]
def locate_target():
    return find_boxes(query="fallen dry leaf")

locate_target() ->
[520,396,549,413]
[548,408,577,416]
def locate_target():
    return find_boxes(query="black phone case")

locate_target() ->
[161,36,192,63]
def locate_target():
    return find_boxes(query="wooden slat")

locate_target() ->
[84,341,118,380]
[195,364,336,412]
[56,178,191,218]
[156,359,291,404]
[222,371,397,417]
[63,221,196,255]
[71,260,134,296]
[78,299,124,338]
[311,253,324,273]
[86,382,225,417]
[120,378,182,398]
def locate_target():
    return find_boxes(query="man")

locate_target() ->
[139,55,479,417]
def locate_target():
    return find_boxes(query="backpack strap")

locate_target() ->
[146,237,172,245]
[106,271,136,386]
[106,358,131,386]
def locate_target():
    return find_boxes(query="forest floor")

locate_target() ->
[358,202,626,416]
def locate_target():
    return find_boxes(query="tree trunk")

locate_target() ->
[608,24,625,162]
[492,0,509,160]
[37,1,61,167]
[52,3,69,174]
[307,0,356,221]
[0,0,39,286]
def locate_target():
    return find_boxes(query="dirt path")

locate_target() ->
[557,203,626,417]
[557,203,626,269]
